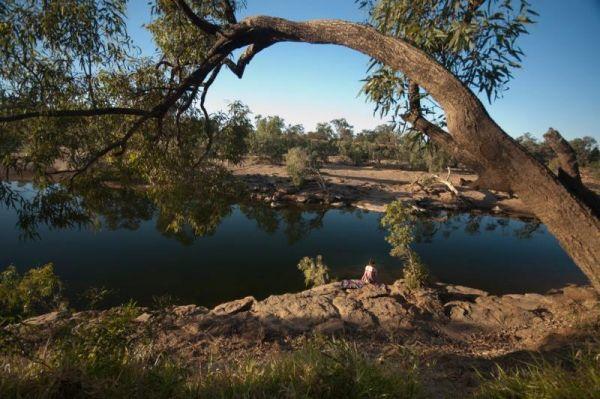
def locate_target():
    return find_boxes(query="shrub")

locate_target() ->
[381,201,430,289]
[0,303,190,399]
[80,286,113,310]
[285,147,311,187]
[250,115,289,163]
[402,253,429,290]
[0,263,65,322]
[297,255,332,287]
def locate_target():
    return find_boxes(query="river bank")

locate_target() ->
[4,159,599,219]
[232,161,600,217]
[11,279,600,396]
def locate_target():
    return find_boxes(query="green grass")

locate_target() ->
[0,311,424,399]
[192,338,424,399]
[474,342,600,399]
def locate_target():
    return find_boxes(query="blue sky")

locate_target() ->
[127,0,600,140]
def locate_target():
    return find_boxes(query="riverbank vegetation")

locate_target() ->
[1,264,599,398]
[0,263,64,323]
[381,201,430,289]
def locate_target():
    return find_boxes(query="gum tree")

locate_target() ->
[1,0,599,291]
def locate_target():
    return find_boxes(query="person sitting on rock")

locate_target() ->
[342,259,379,289]
[361,259,378,284]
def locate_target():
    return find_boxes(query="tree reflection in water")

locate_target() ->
[2,179,545,245]
[407,212,544,244]
[0,169,240,243]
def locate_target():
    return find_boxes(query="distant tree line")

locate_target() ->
[238,108,599,178]
[247,114,455,172]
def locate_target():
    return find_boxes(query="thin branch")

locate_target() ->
[196,64,223,164]
[172,0,221,35]
[224,40,276,78]
[221,0,237,24]
[0,108,148,123]
[403,80,454,149]
[69,115,152,183]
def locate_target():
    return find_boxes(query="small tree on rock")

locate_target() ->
[297,255,332,287]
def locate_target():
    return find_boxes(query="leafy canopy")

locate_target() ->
[360,0,536,126]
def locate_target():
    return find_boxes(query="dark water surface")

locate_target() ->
[0,183,588,308]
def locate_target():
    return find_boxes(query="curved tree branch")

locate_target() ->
[0,108,149,123]
[224,40,277,78]
[173,0,221,35]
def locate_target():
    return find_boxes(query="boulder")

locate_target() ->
[173,304,208,317]
[23,311,63,326]
[362,296,409,326]
[212,296,256,316]
[332,295,376,328]
[349,283,389,300]
[135,312,152,323]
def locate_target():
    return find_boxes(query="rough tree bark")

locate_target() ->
[544,128,581,182]
[230,16,600,290]
[543,128,600,217]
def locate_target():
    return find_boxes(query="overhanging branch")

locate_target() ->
[173,0,221,35]
[0,108,149,123]
[224,40,277,78]
[221,0,237,24]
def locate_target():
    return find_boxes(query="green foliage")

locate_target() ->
[380,201,417,258]
[285,146,322,187]
[194,338,425,399]
[0,0,252,199]
[361,0,536,122]
[0,303,190,399]
[474,342,600,398]
[306,123,337,163]
[80,286,114,310]
[250,115,288,163]
[150,165,239,242]
[0,0,133,106]
[381,201,429,289]
[0,333,424,399]
[0,263,65,322]
[402,253,429,291]
[570,136,600,167]
[297,255,332,287]
[286,147,311,187]
[211,101,253,165]
[60,302,140,371]
[515,132,554,164]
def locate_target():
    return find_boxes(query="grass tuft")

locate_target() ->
[474,342,600,399]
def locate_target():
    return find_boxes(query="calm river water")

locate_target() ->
[0,182,587,308]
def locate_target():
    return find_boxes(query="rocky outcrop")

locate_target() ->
[241,172,536,216]
[19,281,600,360]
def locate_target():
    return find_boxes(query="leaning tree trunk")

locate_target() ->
[238,17,600,290]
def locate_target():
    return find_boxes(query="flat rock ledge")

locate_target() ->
[21,281,600,360]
